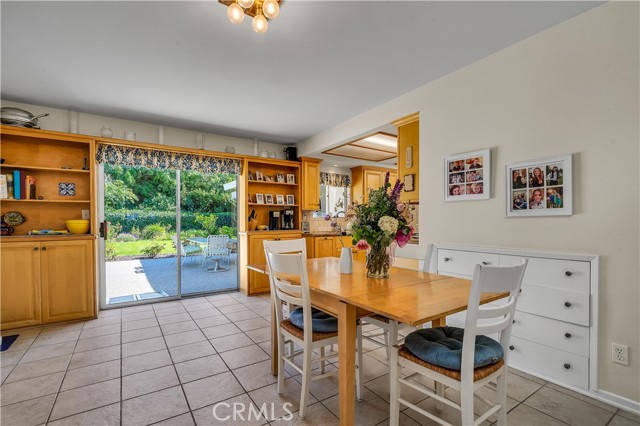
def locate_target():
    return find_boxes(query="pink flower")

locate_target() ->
[356,239,370,251]
[394,226,415,248]
[396,202,405,212]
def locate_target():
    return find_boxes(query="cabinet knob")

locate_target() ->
[509,345,515,351]
[564,363,571,370]
[482,261,490,265]
[564,301,572,308]
[444,257,451,262]
[33,246,39,251]
[512,320,516,324]
[564,333,572,339]
[565,271,573,277]
[41,246,47,251]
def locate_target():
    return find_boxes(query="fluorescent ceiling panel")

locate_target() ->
[324,144,396,162]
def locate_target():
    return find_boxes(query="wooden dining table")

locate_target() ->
[247,257,507,426]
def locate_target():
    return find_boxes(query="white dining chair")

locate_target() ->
[264,239,363,417]
[202,235,230,272]
[389,259,527,426]
[359,245,433,361]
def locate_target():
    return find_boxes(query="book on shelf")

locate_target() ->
[26,175,36,199]
[0,174,7,199]
[6,174,14,199]
[19,170,26,200]
[13,170,21,199]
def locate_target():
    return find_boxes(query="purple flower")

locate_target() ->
[324,214,331,221]
[384,171,390,191]
[390,179,404,202]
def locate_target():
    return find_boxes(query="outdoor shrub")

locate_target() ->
[114,233,137,242]
[195,213,218,235]
[219,226,236,239]
[141,242,165,257]
[105,242,117,260]
[105,210,236,233]
[130,225,141,239]
[141,224,168,240]
[181,229,209,239]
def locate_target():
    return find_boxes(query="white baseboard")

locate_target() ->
[597,389,640,416]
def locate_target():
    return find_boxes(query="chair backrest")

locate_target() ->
[207,235,229,256]
[460,259,528,382]
[172,235,185,257]
[392,243,432,272]
[264,239,313,340]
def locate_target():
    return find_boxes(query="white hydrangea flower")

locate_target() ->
[378,216,399,235]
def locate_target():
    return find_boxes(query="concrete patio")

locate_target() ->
[105,254,238,305]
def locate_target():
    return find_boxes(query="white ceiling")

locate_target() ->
[1,1,601,145]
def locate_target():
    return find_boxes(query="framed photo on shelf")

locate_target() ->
[256,171,264,181]
[276,194,285,205]
[248,171,255,181]
[265,194,274,204]
[286,174,296,184]
[286,195,295,205]
[444,149,491,202]
[265,175,274,182]
[276,174,285,183]
[506,154,572,217]
[255,193,264,204]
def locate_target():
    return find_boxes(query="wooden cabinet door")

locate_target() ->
[1,242,41,329]
[249,235,272,294]
[41,240,94,323]
[301,159,321,210]
[363,170,382,202]
[314,237,336,258]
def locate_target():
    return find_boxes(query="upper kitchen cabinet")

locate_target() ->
[300,157,322,210]
[392,112,419,203]
[351,165,397,203]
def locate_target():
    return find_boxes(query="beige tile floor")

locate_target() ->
[1,292,638,426]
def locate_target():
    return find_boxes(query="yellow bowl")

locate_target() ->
[65,219,90,234]
[256,225,268,231]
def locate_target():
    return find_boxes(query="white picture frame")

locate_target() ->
[276,194,285,205]
[276,174,285,183]
[255,171,264,181]
[265,194,274,204]
[444,149,491,201]
[255,193,264,204]
[506,154,572,217]
[286,174,295,184]
[286,194,295,205]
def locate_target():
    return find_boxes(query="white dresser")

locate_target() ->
[428,244,599,393]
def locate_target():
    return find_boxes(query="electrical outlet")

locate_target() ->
[81,210,90,220]
[612,343,629,366]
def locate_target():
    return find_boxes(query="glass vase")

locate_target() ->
[366,243,390,278]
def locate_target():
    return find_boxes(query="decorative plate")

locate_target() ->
[58,182,76,196]
[3,211,25,226]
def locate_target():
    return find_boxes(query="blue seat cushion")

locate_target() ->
[404,327,504,370]
[289,307,338,333]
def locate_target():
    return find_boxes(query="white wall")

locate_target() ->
[0,100,287,158]
[299,3,640,403]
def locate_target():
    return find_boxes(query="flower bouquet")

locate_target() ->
[350,172,415,278]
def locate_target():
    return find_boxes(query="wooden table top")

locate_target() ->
[247,257,507,326]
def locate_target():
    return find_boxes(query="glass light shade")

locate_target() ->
[237,0,254,8]
[263,0,279,19]
[227,3,244,24]
[252,14,268,33]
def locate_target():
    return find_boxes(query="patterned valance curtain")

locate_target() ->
[320,172,351,187]
[96,144,242,175]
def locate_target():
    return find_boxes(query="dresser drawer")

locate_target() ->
[500,255,590,294]
[517,285,589,326]
[437,250,499,278]
[512,311,589,357]
[508,336,589,389]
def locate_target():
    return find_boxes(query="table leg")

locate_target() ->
[432,317,447,327]
[338,301,356,426]
[271,299,278,375]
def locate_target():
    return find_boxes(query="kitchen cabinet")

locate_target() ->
[1,238,95,329]
[393,112,419,203]
[300,157,322,210]
[351,166,397,203]
[243,232,303,294]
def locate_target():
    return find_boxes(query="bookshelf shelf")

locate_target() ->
[1,199,90,204]
[1,164,90,173]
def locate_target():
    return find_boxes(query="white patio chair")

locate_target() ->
[389,259,527,426]
[359,245,433,362]
[202,235,230,272]
[172,235,203,265]
[264,238,363,418]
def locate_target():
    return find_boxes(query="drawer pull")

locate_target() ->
[564,363,571,370]
[512,320,516,324]
[565,271,573,277]
[33,246,39,251]
[482,261,490,265]
[564,301,572,308]
[509,345,515,351]
[444,257,451,262]
[41,246,47,251]
[564,333,572,339]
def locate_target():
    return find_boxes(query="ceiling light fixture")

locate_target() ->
[219,0,281,34]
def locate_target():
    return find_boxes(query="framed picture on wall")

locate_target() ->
[444,149,491,201]
[506,154,572,217]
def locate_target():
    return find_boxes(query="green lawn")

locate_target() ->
[112,239,176,257]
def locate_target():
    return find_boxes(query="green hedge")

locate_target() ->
[106,210,236,233]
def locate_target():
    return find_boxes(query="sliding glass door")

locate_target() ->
[98,165,238,308]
